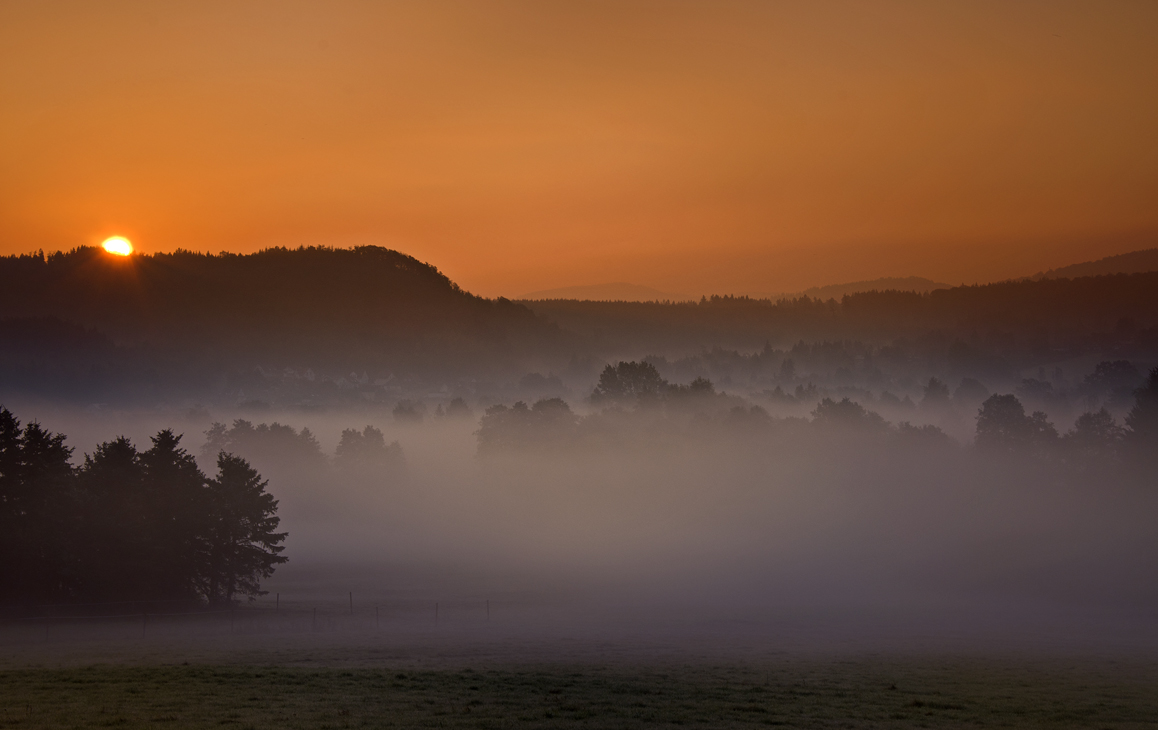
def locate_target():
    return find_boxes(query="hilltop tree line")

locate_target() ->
[0,408,286,607]
[526,271,1158,357]
[2,244,1157,408]
[479,361,1158,466]
[0,245,552,385]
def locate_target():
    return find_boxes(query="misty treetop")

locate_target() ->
[0,408,285,607]
[336,425,404,468]
[202,418,405,476]
[477,362,1158,470]
[204,419,328,472]
[478,399,580,452]
[591,361,716,406]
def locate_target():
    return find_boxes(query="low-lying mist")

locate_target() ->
[12,388,1158,655]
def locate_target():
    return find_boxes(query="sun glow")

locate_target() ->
[101,236,133,256]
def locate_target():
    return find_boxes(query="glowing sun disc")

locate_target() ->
[101,236,133,256]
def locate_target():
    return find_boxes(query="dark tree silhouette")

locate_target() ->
[920,377,951,409]
[139,430,210,601]
[393,399,424,424]
[669,376,716,399]
[0,406,288,606]
[200,453,287,604]
[477,398,579,452]
[1124,367,1158,466]
[445,397,473,418]
[897,422,953,448]
[1083,360,1142,406]
[592,361,668,404]
[203,420,326,473]
[336,425,403,467]
[975,394,1058,453]
[1063,408,1124,461]
[75,436,148,600]
[952,378,990,404]
[812,397,887,431]
[0,410,74,603]
[0,408,21,599]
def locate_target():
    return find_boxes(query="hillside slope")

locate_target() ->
[0,245,554,374]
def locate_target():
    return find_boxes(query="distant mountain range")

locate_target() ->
[518,247,1158,304]
[1032,247,1158,280]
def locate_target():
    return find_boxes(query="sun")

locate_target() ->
[101,236,133,256]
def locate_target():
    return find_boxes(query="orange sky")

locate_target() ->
[2,1,1156,297]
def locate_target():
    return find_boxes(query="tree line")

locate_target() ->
[0,408,286,608]
[478,361,1158,465]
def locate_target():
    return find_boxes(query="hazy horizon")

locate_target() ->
[3,1,1157,297]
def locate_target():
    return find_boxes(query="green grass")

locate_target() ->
[1,660,1157,728]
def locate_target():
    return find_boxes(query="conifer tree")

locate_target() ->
[201,453,287,604]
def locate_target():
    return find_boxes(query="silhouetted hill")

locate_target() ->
[0,246,555,379]
[1032,247,1158,280]
[526,272,1158,356]
[521,282,685,302]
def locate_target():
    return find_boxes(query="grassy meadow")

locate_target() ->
[2,659,1157,729]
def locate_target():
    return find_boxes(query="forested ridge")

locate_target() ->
[525,271,1158,354]
[0,245,555,372]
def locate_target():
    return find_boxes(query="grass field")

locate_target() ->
[2,659,1157,729]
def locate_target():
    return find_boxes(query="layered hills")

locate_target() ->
[2,245,1157,406]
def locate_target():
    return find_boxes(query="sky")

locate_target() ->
[1,1,1156,297]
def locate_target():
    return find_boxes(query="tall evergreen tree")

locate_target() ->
[0,408,24,603]
[139,430,209,601]
[0,410,75,603]
[75,437,147,600]
[200,453,287,604]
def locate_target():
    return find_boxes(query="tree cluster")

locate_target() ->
[975,367,1158,466]
[0,408,286,607]
[591,361,715,405]
[204,419,405,474]
[478,361,1158,468]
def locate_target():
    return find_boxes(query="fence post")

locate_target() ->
[435,602,439,624]
[312,607,317,632]
[142,612,147,638]
[486,599,490,620]
[276,593,279,612]
[375,605,379,629]
[349,592,353,615]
